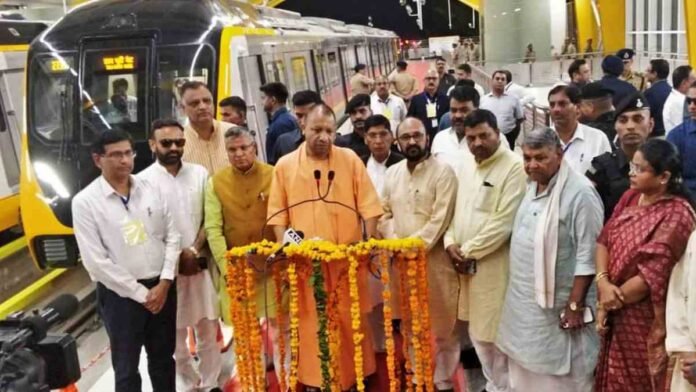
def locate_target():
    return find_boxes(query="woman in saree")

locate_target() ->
[595,139,696,392]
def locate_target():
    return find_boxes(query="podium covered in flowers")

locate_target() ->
[225,238,435,392]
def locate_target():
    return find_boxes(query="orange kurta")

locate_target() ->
[268,143,384,389]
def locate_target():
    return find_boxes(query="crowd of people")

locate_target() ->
[71,46,696,392]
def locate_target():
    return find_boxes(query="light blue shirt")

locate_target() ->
[496,168,603,376]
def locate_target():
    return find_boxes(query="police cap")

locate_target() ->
[614,91,650,120]
[616,48,635,61]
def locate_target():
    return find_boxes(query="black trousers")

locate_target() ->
[504,126,521,150]
[97,278,177,392]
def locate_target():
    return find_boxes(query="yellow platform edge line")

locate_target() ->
[0,268,67,319]
[0,236,27,262]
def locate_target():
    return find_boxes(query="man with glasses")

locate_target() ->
[139,119,222,392]
[180,81,233,174]
[667,81,696,195]
[360,115,404,367]
[381,117,459,391]
[203,126,280,382]
[72,129,180,392]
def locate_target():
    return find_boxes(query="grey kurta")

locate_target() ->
[496,168,603,378]
[381,156,458,339]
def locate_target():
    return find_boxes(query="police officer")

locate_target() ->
[586,92,654,221]
[617,48,647,92]
[600,55,638,107]
[579,82,617,144]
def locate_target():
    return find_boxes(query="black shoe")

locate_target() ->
[209,388,223,392]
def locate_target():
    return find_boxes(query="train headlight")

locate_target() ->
[33,161,71,201]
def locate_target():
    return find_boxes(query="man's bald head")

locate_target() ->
[396,117,427,137]
[306,103,336,123]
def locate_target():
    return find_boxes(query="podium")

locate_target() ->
[225,238,435,392]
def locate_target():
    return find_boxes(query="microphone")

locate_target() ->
[316,169,368,241]
[266,228,304,264]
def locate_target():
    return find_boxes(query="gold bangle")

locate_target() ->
[595,272,609,283]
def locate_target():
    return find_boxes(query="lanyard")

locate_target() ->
[120,193,130,211]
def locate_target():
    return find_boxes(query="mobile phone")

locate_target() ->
[559,307,595,328]
[455,259,477,275]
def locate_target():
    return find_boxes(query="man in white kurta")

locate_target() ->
[138,119,221,392]
[496,128,602,391]
[443,109,527,392]
[381,117,459,390]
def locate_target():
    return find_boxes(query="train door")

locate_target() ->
[0,51,24,231]
[282,51,314,98]
[237,55,269,160]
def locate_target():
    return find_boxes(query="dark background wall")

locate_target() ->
[279,0,480,39]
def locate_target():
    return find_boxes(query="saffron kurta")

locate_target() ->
[267,143,384,389]
[204,161,274,324]
[443,146,526,342]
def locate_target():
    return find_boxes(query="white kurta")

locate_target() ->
[667,232,696,392]
[443,145,527,343]
[138,161,219,327]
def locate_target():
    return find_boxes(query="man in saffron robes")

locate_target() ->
[267,103,384,390]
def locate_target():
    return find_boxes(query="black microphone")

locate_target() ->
[316,169,368,241]
[260,170,327,238]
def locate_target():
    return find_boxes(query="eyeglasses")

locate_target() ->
[102,150,137,160]
[159,138,186,148]
[685,97,696,106]
[398,133,425,143]
[629,162,651,175]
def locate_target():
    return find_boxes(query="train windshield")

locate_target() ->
[81,48,149,144]
[157,44,215,124]
[29,54,76,142]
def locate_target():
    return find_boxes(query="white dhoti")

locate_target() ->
[174,270,221,392]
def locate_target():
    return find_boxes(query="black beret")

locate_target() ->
[614,91,650,119]
[616,48,635,60]
[581,82,614,99]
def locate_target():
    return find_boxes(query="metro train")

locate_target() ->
[20,0,400,269]
[0,20,48,234]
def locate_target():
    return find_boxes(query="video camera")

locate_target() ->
[0,294,81,392]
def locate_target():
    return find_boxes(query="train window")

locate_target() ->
[290,57,309,91]
[29,54,75,142]
[265,61,287,85]
[81,48,148,143]
[158,44,214,124]
[327,52,339,87]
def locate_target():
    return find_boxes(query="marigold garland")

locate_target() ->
[379,252,398,392]
[225,238,431,391]
[287,261,299,391]
[273,266,287,392]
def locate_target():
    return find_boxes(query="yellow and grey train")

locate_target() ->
[0,20,47,235]
[20,0,399,269]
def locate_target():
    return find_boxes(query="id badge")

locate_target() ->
[426,103,437,118]
[383,106,393,120]
[121,218,148,246]
[431,118,438,128]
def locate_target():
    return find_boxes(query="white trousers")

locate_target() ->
[471,338,509,392]
[267,318,291,386]
[175,318,222,392]
[507,352,593,392]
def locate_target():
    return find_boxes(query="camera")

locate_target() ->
[0,294,81,391]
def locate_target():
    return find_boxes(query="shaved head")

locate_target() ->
[306,103,336,123]
[396,117,427,137]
